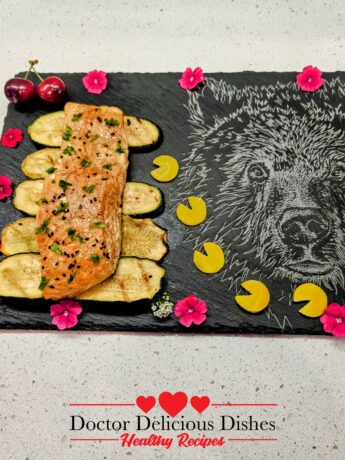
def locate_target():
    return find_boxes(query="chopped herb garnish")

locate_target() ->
[46,166,56,174]
[72,113,83,122]
[63,126,72,141]
[59,180,72,191]
[90,135,99,142]
[90,254,101,263]
[67,271,78,284]
[67,228,77,241]
[63,146,75,156]
[105,118,119,126]
[102,163,113,170]
[49,244,63,255]
[39,276,50,291]
[82,185,96,193]
[36,197,48,206]
[81,157,91,168]
[35,218,50,235]
[55,200,69,215]
[90,221,106,229]
[67,228,85,243]
[116,144,125,154]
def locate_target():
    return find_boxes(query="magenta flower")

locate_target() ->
[50,299,82,330]
[296,66,324,92]
[82,70,108,94]
[0,175,13,200]
[1,128,23,148]
[320,303,345,338]
[178,67,204,90]
[174,294,207,327]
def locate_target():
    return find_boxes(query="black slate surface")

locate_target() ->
[1,71,343,334]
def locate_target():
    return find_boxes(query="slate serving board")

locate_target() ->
[1,71,343,334]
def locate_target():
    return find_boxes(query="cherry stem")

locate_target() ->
[27,59,43,82]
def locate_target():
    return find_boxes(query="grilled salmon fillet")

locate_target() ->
[35,102,129,300]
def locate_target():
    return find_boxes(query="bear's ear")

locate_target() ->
[186,78,235,134]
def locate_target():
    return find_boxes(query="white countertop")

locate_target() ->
[1,1,345,459]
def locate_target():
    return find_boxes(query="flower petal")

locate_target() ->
[174,300,189,317]
[65,314,79,329]
[332,322,345,338]
[324,304,342,317]
[191,311,207,325]
[60,299,82,316]
[50,304,66,317]
[320,314,337,333]
[52,315,68,330]
[194,300,207,314]
[179,314,194,327]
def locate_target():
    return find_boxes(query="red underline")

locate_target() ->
[69,404,135,407]
[70,438,119,441]
[229,438,277,441]
[211,404,278,407]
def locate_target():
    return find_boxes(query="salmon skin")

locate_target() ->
[35,102,129,300]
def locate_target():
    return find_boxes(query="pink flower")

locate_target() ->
[1,128,23,148]
[178,67,204,90]
[296,66,324,92]
[320,303,345,338]
[50,299,82,330]
[174,294,207,327]
[0,175,13,200]
[82,70,108,94]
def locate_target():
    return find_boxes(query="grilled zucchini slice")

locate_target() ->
[122,182,163,216]
[28,111,160,149]
[125,116,160,148]
[78,257,165,302]
[0,253,42,299]
[0,254,164,302]
[1,216,167,261]
[12,179,43,216]
[28,111,65,147]
[121,216,167,260]
[13,180,163,217]
[1,218,39,255]
[21,148,61,179]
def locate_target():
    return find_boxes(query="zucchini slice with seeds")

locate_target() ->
[0,253,42,299]
[1,218,39,255]
[12,179,44,216]
[28,111,65,147]
[21,148,61,179]
[1,216,167,261]
[78,257,165,302]
[28,111,160,149]
[122,182,163,216]
[121,216,167,260]
[0,254,164,302]
[13,180,163,217]
[125,116,160,148]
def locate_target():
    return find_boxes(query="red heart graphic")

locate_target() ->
[190,396,210,414]
[158,391,188,417]
[136,395,156,413]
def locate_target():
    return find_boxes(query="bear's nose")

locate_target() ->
[280,208,330,247]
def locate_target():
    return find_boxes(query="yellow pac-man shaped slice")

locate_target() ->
[235,280,270,313]
[176,196,207,226]
[150,155,179,182]
[293,283,328,318]
[193,242,225,274]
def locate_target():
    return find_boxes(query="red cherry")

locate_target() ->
[37,76,67,104]
[4,77,35,104]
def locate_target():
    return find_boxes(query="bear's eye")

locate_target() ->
[332,164,345,181]
[247,164,269,182]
